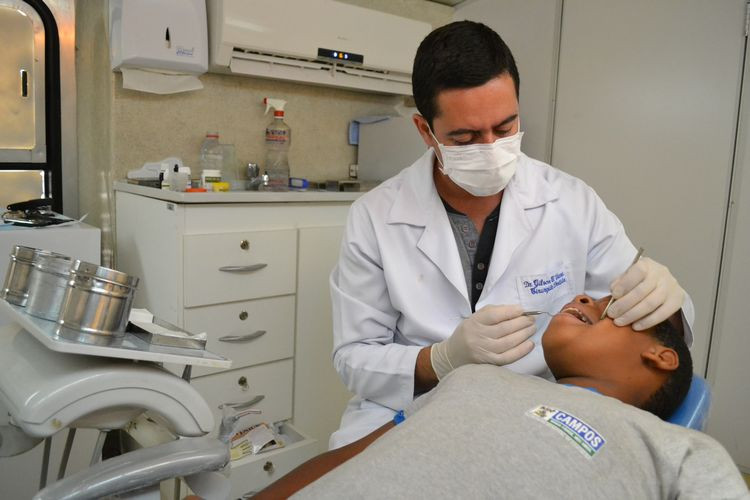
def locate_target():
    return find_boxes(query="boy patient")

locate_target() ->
[255,295,749,499]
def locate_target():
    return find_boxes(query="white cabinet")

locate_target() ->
[114,184,357,495]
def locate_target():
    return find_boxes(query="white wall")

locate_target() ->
[454,0,562,163]
[551,0,746,375]
[706,34,750,472]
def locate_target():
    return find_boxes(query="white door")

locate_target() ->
[294,225,353,453]
[706,30,750,472]
[550,0,747,375]
[0,4,36,150]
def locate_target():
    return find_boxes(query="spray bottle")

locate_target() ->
[263,97,291,191]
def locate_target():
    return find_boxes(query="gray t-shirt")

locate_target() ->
[296,365,749,499]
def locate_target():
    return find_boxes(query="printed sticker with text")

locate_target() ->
[527,405,605,459]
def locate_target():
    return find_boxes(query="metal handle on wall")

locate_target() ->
[218,264,267,273]
[20,69,28,97]
[218,330,266,343]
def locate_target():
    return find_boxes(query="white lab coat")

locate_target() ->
[329,149,694,448]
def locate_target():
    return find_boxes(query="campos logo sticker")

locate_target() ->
[527,405,605,458]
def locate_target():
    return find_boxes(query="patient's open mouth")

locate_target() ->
[561,307,592,325]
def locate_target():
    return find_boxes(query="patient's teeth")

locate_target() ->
[562,307,591,324]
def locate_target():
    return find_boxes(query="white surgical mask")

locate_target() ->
[430,128,523,197]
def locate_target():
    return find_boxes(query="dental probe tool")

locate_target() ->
[522,310,551,317]
[600,247,645,320]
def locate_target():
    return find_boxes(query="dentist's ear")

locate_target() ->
[413,114,436,149]
[641,346,679,372]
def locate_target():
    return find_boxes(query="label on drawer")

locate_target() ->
[227,423,319,498]
[231,422,284,460]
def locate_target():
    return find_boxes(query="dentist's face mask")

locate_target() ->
[430,127,524,197]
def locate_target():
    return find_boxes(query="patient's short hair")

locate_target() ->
[641,319,693,420]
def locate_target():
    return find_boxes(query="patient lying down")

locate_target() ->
[255,295,749,499]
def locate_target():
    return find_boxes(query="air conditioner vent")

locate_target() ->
[232,48,395,77]
[209,0,430,95]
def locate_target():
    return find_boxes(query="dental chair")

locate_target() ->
[666,375,712,431]
[4,301,711,500]
[0,320,235,500]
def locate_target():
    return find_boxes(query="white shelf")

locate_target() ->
[0,300,232,368]
[113,181,364,204]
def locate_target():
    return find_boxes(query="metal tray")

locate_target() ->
[128,321,207,350]
[0,299,231,368]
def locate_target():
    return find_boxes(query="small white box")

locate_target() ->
[357,117,427,182]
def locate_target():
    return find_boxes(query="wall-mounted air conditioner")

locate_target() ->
[206,0,432,95]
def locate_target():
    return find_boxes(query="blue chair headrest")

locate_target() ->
[666,374,711,431]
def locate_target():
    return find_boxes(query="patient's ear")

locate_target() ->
[641,346,679,372]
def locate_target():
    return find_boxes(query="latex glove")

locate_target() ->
[606,257,685,331]
[430,305,536,379]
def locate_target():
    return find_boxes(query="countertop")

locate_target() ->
[113,181,365,204]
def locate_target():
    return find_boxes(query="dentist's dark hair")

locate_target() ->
[412,20,520,128]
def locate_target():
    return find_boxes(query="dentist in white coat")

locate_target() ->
[329,21,693,449]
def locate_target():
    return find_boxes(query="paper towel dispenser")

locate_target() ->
[109,0,208,75]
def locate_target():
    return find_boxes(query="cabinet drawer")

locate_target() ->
[228,423,318,498]
[190,359,293,437]
[183,229,297,307]
[185,296,295,377]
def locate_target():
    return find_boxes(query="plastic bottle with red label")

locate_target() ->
[263,98,291,191]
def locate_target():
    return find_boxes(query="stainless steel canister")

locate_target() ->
[56,260,139,345]
[1,246,68,306]
[25,253,74,321]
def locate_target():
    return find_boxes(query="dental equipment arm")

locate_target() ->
[33,437,229,500]
[34,405,261,500]
[32,407,260,500]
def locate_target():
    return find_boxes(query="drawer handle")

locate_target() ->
[218,264,267,273]
[223,395,265,411]
[218,330,266,343]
